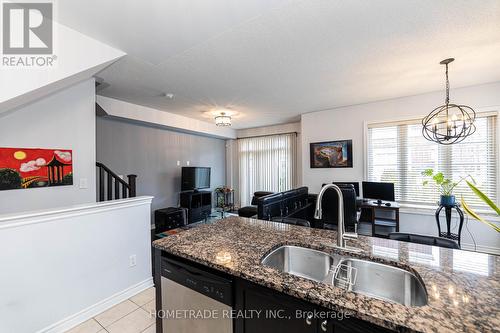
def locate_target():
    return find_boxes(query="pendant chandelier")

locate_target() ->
[215,112,231,126]
[422,58,476,145]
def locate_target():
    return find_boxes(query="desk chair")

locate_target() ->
[319,184,357,232]
[388,232,460,249]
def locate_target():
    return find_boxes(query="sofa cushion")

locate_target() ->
[251,191,274,205]
[238,206,257,218]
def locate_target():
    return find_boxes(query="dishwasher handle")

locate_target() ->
[164,260,230,287]
[161,257,233,306]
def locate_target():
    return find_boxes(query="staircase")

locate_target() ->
[96,162,137,202]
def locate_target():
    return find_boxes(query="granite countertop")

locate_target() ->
[152,216,500,333]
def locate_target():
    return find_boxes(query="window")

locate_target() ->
[408,243,440,267]
[453,250,490,276]
[371,238,399,260]
[367,114,497,208]
[238,133,297,206]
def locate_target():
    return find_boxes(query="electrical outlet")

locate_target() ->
[176,161,180,166]
[186,161,190,166]
[129,255,137,267]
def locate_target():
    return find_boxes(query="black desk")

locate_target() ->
[358,200,400,238]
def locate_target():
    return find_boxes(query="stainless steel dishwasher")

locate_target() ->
[161,257,233,333]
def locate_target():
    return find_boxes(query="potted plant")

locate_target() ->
[421,169,473,207]
[215,186,233,208]
[461,181,500,232]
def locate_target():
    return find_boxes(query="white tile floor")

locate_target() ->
[65,287,156,333]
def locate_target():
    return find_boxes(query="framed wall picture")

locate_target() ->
[0,147,73,191]
[310,140,353,168]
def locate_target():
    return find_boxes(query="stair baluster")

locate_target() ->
[96,162,137,202]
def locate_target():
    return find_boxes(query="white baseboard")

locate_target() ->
[38,277,154,333]
[461,243,500,255]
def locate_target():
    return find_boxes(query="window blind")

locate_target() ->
[238,133,297,206]
[367,114,497,208]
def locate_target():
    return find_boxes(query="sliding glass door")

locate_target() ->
[238,133,297,206]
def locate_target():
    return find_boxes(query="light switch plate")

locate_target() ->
[79,178,88,189]
[129,255,137,267]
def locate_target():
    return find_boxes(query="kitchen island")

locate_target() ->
[152,216,499,333]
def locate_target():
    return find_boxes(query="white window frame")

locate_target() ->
[363,107,500,213]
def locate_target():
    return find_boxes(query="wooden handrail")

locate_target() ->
[96,162,137,202]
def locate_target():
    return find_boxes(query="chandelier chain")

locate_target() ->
[445,63,450,105]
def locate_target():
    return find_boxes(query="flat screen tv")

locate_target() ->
[362,181,395,201]
[181,167,211,191]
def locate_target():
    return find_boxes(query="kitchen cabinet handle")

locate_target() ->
[321,320,328,332]
[305,313,313,325]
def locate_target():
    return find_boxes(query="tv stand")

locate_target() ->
[179,190,212,224]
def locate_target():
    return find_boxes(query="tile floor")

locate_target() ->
[65,287,156,333]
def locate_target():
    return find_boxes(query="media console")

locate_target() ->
[179,190,212,224]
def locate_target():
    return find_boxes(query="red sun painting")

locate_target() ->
[0,147,73,191]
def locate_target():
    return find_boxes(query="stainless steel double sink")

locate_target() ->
[261,245,428,307]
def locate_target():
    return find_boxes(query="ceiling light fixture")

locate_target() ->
[422,58,476,145]
[215,112,231,127]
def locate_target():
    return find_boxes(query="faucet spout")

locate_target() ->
[314,184,359,250]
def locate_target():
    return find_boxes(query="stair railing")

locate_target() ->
[96,162,137,202]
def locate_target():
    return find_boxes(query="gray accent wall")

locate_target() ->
[96,116,226,217]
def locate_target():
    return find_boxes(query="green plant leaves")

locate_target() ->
[461,196,500,233]
[466,181,500,216]
[433,172,444,184]
[421,169,434,176]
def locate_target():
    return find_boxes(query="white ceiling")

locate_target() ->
[57,0,500,129]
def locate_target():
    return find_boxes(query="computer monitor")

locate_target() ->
[332,182,360,197]
[362,181,395,201]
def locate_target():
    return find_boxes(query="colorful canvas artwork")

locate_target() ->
[310,140,353,168]
[0,147,73,191]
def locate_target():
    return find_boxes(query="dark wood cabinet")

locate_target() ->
[154,207,186,233]
[179,190,212,223]
[235,280,318,333]
[234,279,395,333]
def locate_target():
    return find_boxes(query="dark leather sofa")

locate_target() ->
[255,187,310,220]
[244,185,461,251]
[237,191,274,218]
[253,185,358,231]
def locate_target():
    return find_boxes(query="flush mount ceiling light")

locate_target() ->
[422,58,476,145]
[215,112,231,126]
